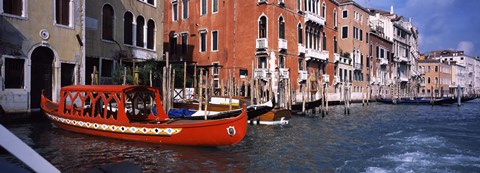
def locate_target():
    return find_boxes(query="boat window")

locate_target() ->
[93,93,106,118]
[125,90,157,119]
[97,93,118,120]
[82,94,93,117]
[63,91,81,115]
[63,91,72,115]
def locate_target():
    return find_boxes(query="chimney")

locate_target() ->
[390,5,394,14]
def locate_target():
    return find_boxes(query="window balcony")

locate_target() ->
[334,53,340,63]
[278,39,287,50]
[397,56,409,63]
[305,49,328,61]
[304,11,325,26]
[298,70,308,81]
[399,74,409,82]
[279,68,289,79]
[298,44,305,54]
[254,68,267,79]
[320,51,329,61]
[353,63,362,70]
[322,74,330,83]
[334,76,340,84]
[379,58,388,66]
[419,68,425,75]
[256,38,268,50]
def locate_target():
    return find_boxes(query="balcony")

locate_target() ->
[254,68,267,79]
[379,58,388,66]
[322,74,330,83]
[278,39,288,50]
[334,53,340,63]
[334,76,340,84]
[298,70,308,81]
[397,56,409,63]
[279,68,289,79]
[298,44,305,54]
[419,68,425,75]
[399,74,409,82]
[304,11,325,26]
[256,38,268,50]
[353,63,362,70]
[305,49,328,61]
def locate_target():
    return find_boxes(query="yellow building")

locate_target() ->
[1,0,85,112]
[0,0,164,113]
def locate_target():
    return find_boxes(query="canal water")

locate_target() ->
[2,100,480,172]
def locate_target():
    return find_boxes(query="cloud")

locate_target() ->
[457,41,475,55]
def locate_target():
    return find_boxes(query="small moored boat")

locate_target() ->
[41,85,247,146]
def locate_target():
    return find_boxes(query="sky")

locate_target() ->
[355,0,480,56]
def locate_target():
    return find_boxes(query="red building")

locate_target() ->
[164,0,339,101]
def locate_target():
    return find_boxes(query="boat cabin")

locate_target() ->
[56,85,168,123]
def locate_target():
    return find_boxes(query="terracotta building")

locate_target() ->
[164,0,339,103]
[426,50,480,95]
[337,0,371,99]
[418,59,452,97]
[369,30,393,98]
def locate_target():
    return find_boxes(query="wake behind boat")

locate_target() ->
[40,85,247,146]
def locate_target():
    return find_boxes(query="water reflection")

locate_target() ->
[3,121,249,172]
[2,100,480,172]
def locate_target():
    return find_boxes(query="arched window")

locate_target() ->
[102,4,114,41]
[333,36,337,53]
[322,32,326,50]
[297,0,301,11]
[298,24,303,44]
[333,9,337,27]
[147,20,155,50]
[124,12,133,45]
[259,16,267,38]
[136,16,145,47]
[279,16,285,39]
[428,77,431,84]
[322,2,326,17]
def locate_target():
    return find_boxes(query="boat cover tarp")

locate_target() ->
[168,108,195,117]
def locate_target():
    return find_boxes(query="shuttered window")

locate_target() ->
[5,58,24,89]
[3,0,23,16]
[56,0,70,26]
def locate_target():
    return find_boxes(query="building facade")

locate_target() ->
[418,59,452,97]
[337,0,371,99]
[85,0,164,85]
[1,0,85,112]
[164,0,339,104]
[369,29,393,99]
[427,50,480,96]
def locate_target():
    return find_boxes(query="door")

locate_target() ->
[30,47,54,109]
